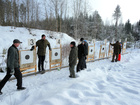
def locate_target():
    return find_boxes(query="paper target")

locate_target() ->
[88,46,94,55]
[101,45,105,53]
[123,43,126,49]
[92,39,96,44]
[20,51,34,65]
[51,49,61,60]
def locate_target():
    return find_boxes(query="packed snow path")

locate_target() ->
[0,49,140,105]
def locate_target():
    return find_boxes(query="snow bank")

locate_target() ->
[0,26,75,53]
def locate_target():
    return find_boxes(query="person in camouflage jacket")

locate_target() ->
[69,41,77,78]
[36,35,51,72]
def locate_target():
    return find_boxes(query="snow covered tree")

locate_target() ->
[125,20,132,34]
[113,5,122,39]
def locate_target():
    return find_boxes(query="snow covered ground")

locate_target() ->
[0,49,140,105]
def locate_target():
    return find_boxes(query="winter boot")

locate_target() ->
[0,91,2,95]
[69,75,72,78]
[111,60,114,62]
[17,87,26,91]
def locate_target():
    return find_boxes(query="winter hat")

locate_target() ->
[80,38,84,42]
[70,41,76,46]
[13,39,22,44]
[84,40,87,43]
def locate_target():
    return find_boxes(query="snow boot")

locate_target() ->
[0,91,2,95]
[41,70,45,74]
[69,76,76,78]
[69,75,72,78]
[111,60,114,62]
[17,87,26,91]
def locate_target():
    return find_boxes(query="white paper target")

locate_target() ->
[101,45,105,53]
[20,51,34,65]
[51,49,61,60]
[124,43,126,49]
[88,47,94,55]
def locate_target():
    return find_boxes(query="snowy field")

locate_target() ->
[0,49,140,105]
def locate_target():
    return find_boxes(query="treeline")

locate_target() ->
[0,0,140,41]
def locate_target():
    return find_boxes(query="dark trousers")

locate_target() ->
[38,55,45,71]
[69,65,76,78]
[0,68,22,91]
[77,56,85,72]
[112,53,119,62]
[83,56,87,69]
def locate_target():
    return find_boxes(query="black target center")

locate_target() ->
[25,55,30,60]
[91,49,93,52]
[102,48,104,50]
[55,52,58,56]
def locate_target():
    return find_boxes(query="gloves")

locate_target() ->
[30,46,34,51]
[10,69,15,75]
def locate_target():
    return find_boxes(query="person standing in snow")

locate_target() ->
[110,41,121,62]
[31,34,51,72]
[0,39,26,95]
[69,41,78,78]
[83,40,88,69]
[77,38,86,72]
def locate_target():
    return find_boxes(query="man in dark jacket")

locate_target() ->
[83,40,88,69]
[0,39,26,95]
[69,41,77,78]
[110,41,121,62]
[77,38,85,72]
[36,34,51,72]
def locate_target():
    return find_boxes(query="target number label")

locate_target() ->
[28,39,36,46]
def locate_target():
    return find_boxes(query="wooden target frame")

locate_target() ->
[99,45,106,58]
[87,42,95,61]
[99,39,107,59]
[49,40,62,69]
[19,47,37,75]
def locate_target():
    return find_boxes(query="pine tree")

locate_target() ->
[113,5,121,39]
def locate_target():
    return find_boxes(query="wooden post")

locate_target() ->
[34,46,37,73]
[60,44,62,68]
[49,50,52,69]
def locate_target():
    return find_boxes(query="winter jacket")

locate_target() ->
[7,45,20,71]
[36,39,51,56]
[69,46,78,66]
[84,41,88,56]
[110,42,121,54]
[78,43,85,59]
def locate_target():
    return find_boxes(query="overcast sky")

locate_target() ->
[88,0,140,24]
